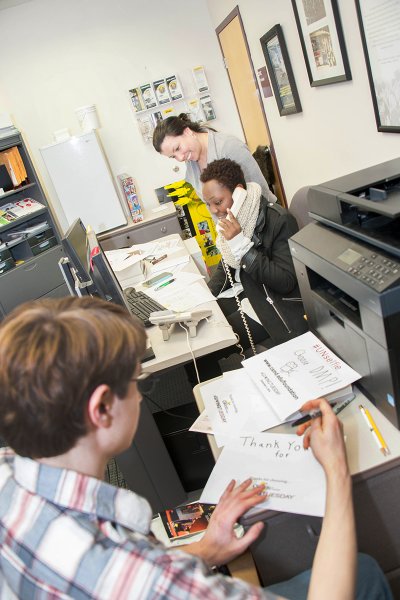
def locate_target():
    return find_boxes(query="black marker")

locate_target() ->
[291,395,355,427]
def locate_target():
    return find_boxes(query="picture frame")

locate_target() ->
[260,24,302,116]
[355,0,400,133]
[291,0,351,87]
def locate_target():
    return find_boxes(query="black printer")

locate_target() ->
[289,159,400,428]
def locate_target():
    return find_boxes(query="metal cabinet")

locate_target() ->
[0,129,68,316]
[99,210,182,251]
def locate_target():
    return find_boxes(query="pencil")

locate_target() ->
[359,404,390,456]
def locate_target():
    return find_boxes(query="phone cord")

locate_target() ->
[221,251,257,356]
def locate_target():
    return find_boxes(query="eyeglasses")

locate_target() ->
[130,372,151,383]
[130,372,157,395]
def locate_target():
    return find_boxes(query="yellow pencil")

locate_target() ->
[359,405,390,456]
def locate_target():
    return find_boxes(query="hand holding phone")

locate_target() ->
[229,186,247,219]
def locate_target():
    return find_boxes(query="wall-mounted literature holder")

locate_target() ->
[128,68,216,143]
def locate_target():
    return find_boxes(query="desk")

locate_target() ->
[117,234,237,374]
[111,235,236,513]
[193,382,400,596]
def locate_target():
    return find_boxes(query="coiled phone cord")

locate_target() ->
[220,251,257,356]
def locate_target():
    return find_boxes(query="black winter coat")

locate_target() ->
[208,196,308,347]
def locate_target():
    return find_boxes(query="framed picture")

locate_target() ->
[291,0,351,87]
[355,0,400,133]
[260,25,302,116]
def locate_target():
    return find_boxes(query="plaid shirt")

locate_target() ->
[0,448,279,599]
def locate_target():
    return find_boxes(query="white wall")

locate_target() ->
[1,0,398,229]
[206,0,400,202]
[0,0,243,231]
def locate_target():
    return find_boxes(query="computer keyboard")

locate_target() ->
[124,288,166,327]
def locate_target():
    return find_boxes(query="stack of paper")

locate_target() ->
[0,199,45,227]
[194,332,361,518]
[192,332,360,447]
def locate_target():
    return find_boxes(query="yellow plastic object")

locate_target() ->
[164,180,221,268]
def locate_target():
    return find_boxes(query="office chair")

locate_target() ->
[250,186,312,353]
[288,186,313,230]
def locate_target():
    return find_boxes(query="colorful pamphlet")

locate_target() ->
[165,75,184,101]
[140,83,158,110]
[192,65,209,93]
[200,95,216,121]
[118,174,143,223]
[153,79,171,104]
[129,87,145,113]
[159,502,216,541]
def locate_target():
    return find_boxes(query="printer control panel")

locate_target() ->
[338,247,400,291]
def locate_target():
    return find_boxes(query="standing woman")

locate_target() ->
[152,113,276,203]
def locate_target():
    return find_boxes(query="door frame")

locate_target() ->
[216,5,286,206]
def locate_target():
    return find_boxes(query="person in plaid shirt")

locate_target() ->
[0,296,391,599]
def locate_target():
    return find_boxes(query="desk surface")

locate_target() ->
[115,234,237,374]
[193,381,400,477]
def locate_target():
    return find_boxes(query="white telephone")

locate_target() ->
[229,186,247,219]
[149,308,212,340]
[219,184,257,356]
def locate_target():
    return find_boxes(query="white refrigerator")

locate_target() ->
[40,131,127,234]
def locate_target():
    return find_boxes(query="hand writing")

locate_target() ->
[296,397,349,478]
[186,478,265,566]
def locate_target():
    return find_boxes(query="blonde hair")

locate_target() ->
[0,296,146,458]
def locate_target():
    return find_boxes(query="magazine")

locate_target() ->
[159,502,216,541]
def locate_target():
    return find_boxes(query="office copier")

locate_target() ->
[289,159,400,428]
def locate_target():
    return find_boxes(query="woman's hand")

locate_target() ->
[218,209,242,240]
[185,478,266,566]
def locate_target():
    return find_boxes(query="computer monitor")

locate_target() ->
[62,218,127,306]
[62,218,92,284]
[85,226,129,308]
[62,222,155,361]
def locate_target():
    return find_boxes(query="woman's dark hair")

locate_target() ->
[153,113,214,152]
[200,158,246,193]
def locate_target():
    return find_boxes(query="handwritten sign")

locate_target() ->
[242,332,360,421]
[200,432,327,517]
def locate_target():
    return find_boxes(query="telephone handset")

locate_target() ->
[229,186,247,219]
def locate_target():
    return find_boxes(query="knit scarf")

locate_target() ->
[217,181,261,269]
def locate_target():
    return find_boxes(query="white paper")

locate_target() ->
[150,255,190,273]
[200,432,326,517]
[154,282,214,312]
[201,370,281,446]
[106,249,144,272]
[189,410,213,434]
[242,332,361,421]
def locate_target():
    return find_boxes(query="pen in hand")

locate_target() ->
[291,395,355,427]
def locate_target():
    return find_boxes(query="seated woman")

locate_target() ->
[201,158,308,351]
